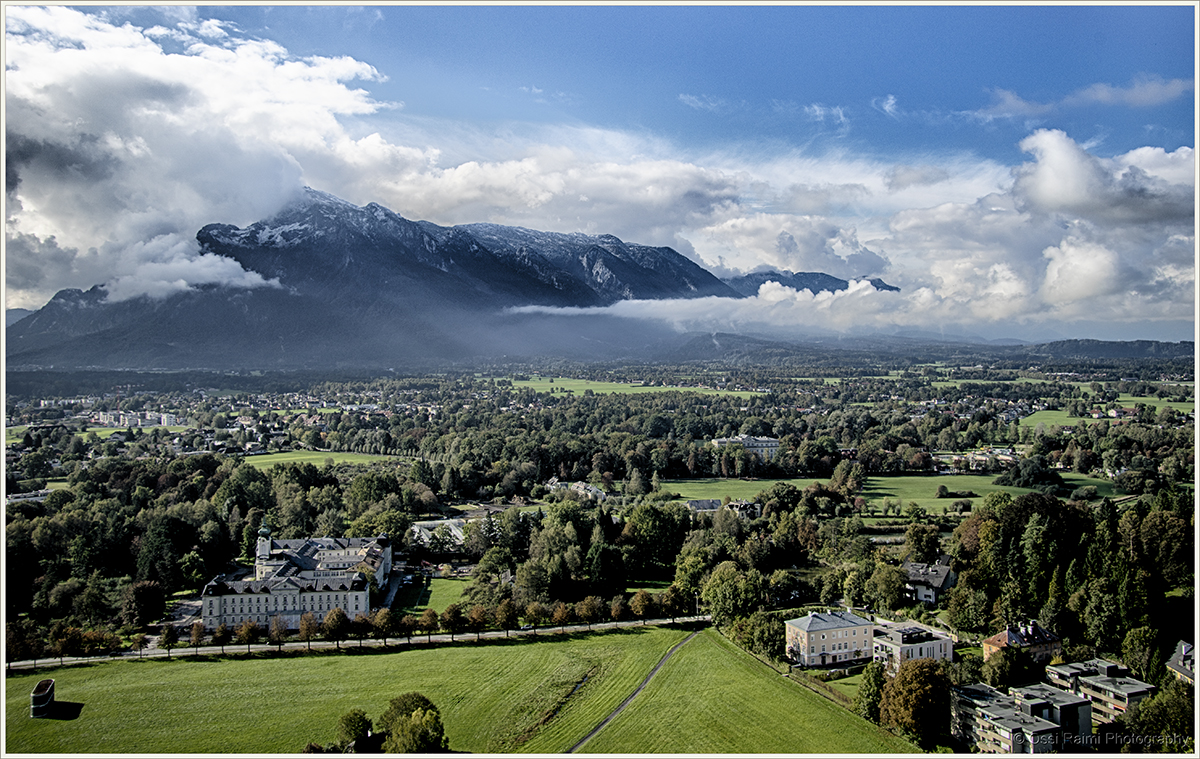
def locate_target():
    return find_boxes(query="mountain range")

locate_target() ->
[6,188,903,370]
[9,188,1189,372]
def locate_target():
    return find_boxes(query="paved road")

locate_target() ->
[4,615,712,671]
[567,629,700,753]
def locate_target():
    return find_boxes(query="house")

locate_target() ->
[1044,659,1156,725]
[785,610,873,667]
[902,556,957,605]
[710,434,781,461]
[684,499,722,515]
[872,624,954,674]
[1166,641,1194,685]
[410,518,468,549]
[982,620,1062,663]
[201,529,391,631]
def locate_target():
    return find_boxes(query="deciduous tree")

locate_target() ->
[879,658,950,749]
[235,619,261,654]
[495,599,518,637]
[190,620,206,653]
[323,607,349,649]
[159,622,179,659]
[575,595,603,629]
[212,623,231,654]
[269,615,288,651]
[854,661,886,723]
[298,612,320,650]
[467,604,490,640]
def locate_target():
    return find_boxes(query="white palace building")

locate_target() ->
[200,527,392,631]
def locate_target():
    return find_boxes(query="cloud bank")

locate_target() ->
[4,7,1193,342]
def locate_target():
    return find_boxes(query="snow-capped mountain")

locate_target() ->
[6,188,732,369]
[198,187,736,308]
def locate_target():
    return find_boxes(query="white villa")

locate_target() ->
[785,610,873,667]
[200,528,392,631]
[711,434,781,461]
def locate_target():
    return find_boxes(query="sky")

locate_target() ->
[4,3,1196,343]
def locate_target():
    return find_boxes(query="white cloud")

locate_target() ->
[1063,75,1193,108]
[3,8,1192,343]
[873,94,899,118]
[968,75,1194,121]
[678,93,727,112]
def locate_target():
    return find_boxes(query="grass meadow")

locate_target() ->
[663,477,825,502]
[580,629,915,754]
[5,626,693,754]
[510,376,760,399]
[5,625,915,754]
[667,473,1115,515]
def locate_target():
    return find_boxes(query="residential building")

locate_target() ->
[1010,684,1092,740]
[872,624,953,674]
[982,620,1062,663]
[902,556,957,605]
[785,610,873,667]
[411,518,468,550]
[684,499,722,515]
[201,529,391,631]
[1044,659,1156,726]
[1166,641,1194,685]
[710,434,781,461]
[952,682,1060,753]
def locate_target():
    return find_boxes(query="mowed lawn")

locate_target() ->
[582,629,915,754]
[5,626,691,755]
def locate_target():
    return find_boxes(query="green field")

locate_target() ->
[511,377,760,399]
[240,450,401,469]
[581,629,914,754]
[860,473,1115,512]
[663,477,824,502]
[5,626,696,754]
[666,472,1112,514]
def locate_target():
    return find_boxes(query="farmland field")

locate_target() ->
[511,377,760,399]
[4,626,693,754]
[580,629,915,753]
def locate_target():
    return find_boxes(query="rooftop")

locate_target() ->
[786,610,872,632]
[984,620,1060,649]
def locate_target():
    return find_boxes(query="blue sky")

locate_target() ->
[203,4,1195,160]
[5,4,1196,342]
